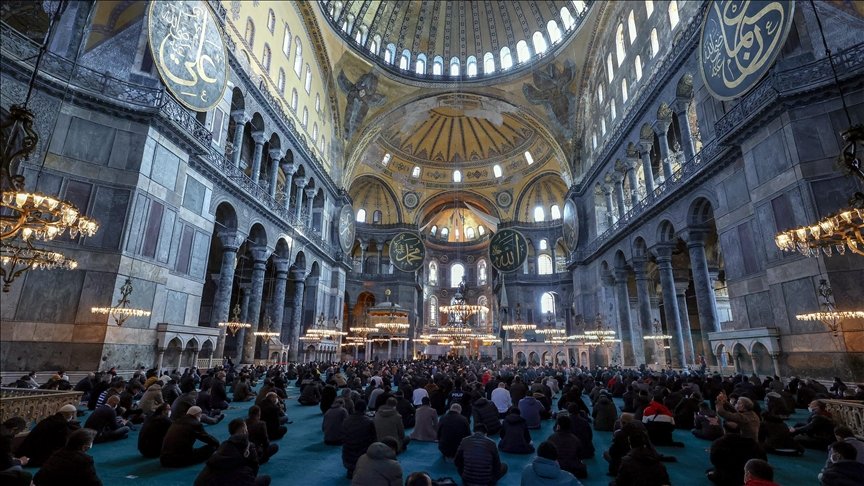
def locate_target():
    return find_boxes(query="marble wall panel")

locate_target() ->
[722,170,750,213]
[190,230,210,280]
[182,176,207,215]
[75,271,118,324]
[109,128,146,170]
[150,143,180,192]
[156,208,177,264]
[124,194,148,254]
[752,132,790,186]
[811,176,859,216]
[15,270,84,323]
[62,117,115,165]
[164,290,188,325]
[85,186,130,250]
[0,341,104,372]
[744,291,774,328]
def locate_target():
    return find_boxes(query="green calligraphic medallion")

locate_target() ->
[699,1,795,101]
[148,0,228,111]
[389,232,426,272]
[488,229,527,273]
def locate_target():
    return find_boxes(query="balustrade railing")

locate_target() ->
[823,400,864,438]
[0,388,83,428]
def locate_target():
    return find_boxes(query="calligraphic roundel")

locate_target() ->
[488,229,528,273]
[148,0,228,111]
[699,1,795,101]
[563,199,579,252]
[389,232,426,272]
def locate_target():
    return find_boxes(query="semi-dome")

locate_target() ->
[320,0,592,83]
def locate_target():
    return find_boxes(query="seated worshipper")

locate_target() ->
[693,402,724,441]
[137,404,172,458]
[173,388,222,425]
[138,383,165,416]
[673,392,702,430]
[592,391,618,432]
[33,428,101,486]
[472,397,503,436]
[819,440,864,486]
[546,415,587,479]
[520,441,582,486]
[394,391,416,429]
[410,396,439,442]
[744,459,779,486]
[245,406,278,464]
[499,407,535,454]
[612,432,670,486]
[491,382,512,418]
[438,403,472,459]
[83,395,130,443]
[0,417,30,486]
[707,422,767,486]
[255,379,286,405]
[412,385,430,407]
[563,408,596,459]
[641,397,683,447]
[351,436,403,486]
[298,375,322,406]
[759,411,803,456]
[208,372,231,411]
[791,400,835,451]
[833,426,864,464]
[16,403,79,467]
[260,392,288,440]
[604,416,656,477]
[323,398,350,445]
[405,471,434,486]
[321,384,338,414]
[519,393,546,429]
[342,400,378,480]
[194,419,271,486]
[374,397,409,452]
[232,375,255,402]
[160,406,220,468]
[456,423,508,486]
[73,373,96,404]
[716,393,761,440]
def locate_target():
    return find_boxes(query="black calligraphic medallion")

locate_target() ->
[563,199,579,252]
[389,232,426,272]
[699,1,795,101]
[148,0,228,111]
[488,229,527,273]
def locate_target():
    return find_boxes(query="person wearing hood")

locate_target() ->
[518,393,545,429]
[351,437,403,486]
[612,431,670,486]
[744,459,779,486]
[323,398,349,445]
[521,441,582,486]
[138,383,165,416]
[194,419,271,486]
[16,404,80,468]
[160,406,219,468]
[410,396,438,442]
[137,404,172,458]
[374,397,409,452]
[819,440,864,486]
[472,397,502,436]
[32,428,102,486]
[592,392,618,432]
[546,415,587,479]
[341,400,378,480]
[499,407,535,454]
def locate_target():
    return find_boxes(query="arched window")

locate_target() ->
[267,9,275,33]
[622,78,628,102]
[466,56,477,77]
[429,295,438,323]
[450,263,465,288]
[261,44,271,72]
[668,0,680,29]
[416,54,427,74]
[516,40,530,63]
[483,52,495,73]
[290,89,298,110]
[293,38,303,76]
[381,153,391,166]
[304,65,312,92]
[572,0,586,14]
[370,35,381,54]
[540,291,556,313]
[433,56,444,75]
[628,10,637,43]
[354,26,363,44]
[592,133,597,149]
[315,93,321,112]
[538,255,554,275]
[598,84,604,104]
[601,118,606,135]
[277,68,285,93]
[534,206,545,222]
[611,99,616,119]
[606,53,614,81]
[356,208,366,222]
[540,239,549,250]
[399,49,411,70]
[532,31,547,54]
[493,164,503,178]
[500,46,513,70]
[384,43,396,64]
[477,259,487,285]
[615,23,626,66]
[550,204,561,219]
[453,170,462,183]
[245,18,255,48]
[430,225,438,236]
[312,123,318,140]
[345,15,355,33]
[302,107,308,128]
[440,227,449,238]
[429,261,439,285]
[372,210,381,223]
[650,29,659,58]
[411,166,421,178]
[478,226,486,236]
[524,151,534,165]
[319,136,325,152]
[547,20,562,43]
[449,57,461,76]
[561,7,575,30]
[330,2,342,18]
[282,25,291,56]
[634,55,643,80]
[465,227,475,239]
[645,0,654,18]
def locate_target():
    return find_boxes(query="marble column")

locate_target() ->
[602,272,624,365]
[213,231,245,359]
[250,132,266,185]
[673,98,696,162]
[281,163,297,211]
[653,245,686,368]
[305,188,316,227]
[614,268,643,366]
[155,349,165,373]
[293,177,307,221]
[611,172,626,219]
[603,183,615,228]
[654,119,673,181]
[230,111,248,168]
[287,269,307,361]
[674,276,695,364]
[685,229,721,364]
[235,285,252,362]
[639,140,655,195]
[359,242,368,273]
[376,246,383,274]
[271,258,291,341]
[632,258,653,365]
[624,154,640,207]
[241,245,270,363]
[268,149,283,198]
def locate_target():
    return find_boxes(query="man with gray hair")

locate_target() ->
[15,403,80,467]
[437,403,471,460]
[716,392,760,440]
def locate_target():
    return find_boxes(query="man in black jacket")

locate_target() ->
[160,406,219,468]
[208,372,230,411]
[438,403,471,459]
[706,423,767,486]
[340,399,377,479]
[138,404,172,458]
[455,423,507,486]
[259,392,288,440]
[83,395,130,443]
[16,404,79,467]
[193,419,271,486]
[245,406,278,464]
[472,398,502,436]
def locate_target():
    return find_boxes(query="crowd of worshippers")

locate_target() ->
[1,362,863,486]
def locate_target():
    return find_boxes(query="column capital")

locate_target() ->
[638,139,653,152]
[304,188,317,198]
[672,97,691,114]
[281,162,297,175]
[248,244,271,263]
[359,241,368,251]
[673,278,689,295]
[653,118,672,135]
[294,177,308,188]
[681,227,712,246]
[609,171,624,183]
[650,243,676,262]
[230,110,249,124]
[631,256,650,277]
[251,131,267,145]
[623,155,639,171]
[217,230,246,251]
[268,148,284,160]
[613,267,630,283]
[602,183,614,195]
[290,268,308,281]
[273,257,291,274]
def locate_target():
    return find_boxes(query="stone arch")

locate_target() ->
[614,249,629,269]
[274,238,291,258]
[657,220,676,243]
[516,351,526,364]
[676,73,694,99]
[250,112,266,133]
[247,222,268,247]
[555,350,565,365]
[215,201,238,231]
[687,196,716,228]
[200,339,214,359]
[732,342,752,374]
[528,351,539,365]
[182,338,199,368]
[292,250,307,272]
[632,236,648,258]
[541,351,550,364]
[750,341,774,377]
[163,337,183,371]
[580,351,588,366]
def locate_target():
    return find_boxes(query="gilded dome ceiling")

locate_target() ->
[320,0,591,83]
[514,173,569,222]
[348,175,402,224]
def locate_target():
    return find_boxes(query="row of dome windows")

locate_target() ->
[428,291,556,325]
[354,204,562,227]
[328,1,586,78]
[380,151,535,181]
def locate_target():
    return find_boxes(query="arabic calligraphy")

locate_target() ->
[489,229,527,273]
[389,232,426,272]
[699,1,795,100]
[148,1,227,111]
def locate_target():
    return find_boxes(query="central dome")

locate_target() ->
[321,0,591,83]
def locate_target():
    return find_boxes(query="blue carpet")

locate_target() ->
[70,387,825,485]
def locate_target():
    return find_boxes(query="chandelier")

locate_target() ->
[796,279,864,336]
[439,278,488,323]
[569,314,620,347]
[370,290,411,334]
[217,303,252,336]
[643,319,673,341]
[253,314,280,338]
[503,303,536,342]
[1,240,77,292]
[535,311,566,337]
[91,277,152,326]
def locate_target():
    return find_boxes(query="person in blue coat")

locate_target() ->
[521,441,582,486]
